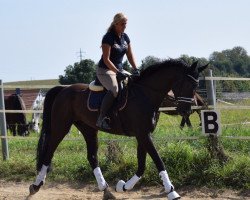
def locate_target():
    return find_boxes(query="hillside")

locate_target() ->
[3,79,60,86]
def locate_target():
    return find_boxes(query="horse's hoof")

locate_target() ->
[29,184,38,195]
[115,180,126,192]
[29,181,43,195]
[167,190,181,200]
[103,188,116,200]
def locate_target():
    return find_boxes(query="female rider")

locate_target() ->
[96,13,139,129]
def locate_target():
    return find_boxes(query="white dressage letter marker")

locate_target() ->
[201,110,221,136]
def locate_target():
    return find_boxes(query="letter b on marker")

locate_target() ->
[201,110,221,136]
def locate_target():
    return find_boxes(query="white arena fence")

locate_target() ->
[1,76,250,142]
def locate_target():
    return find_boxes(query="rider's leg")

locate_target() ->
[96,90,115,129]
[96,67,118,129]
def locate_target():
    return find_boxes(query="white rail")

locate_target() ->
[1,105,250,114]
[1,135,250,141]
[199,77,250,81]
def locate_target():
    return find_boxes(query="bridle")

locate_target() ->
[174,73,199,105]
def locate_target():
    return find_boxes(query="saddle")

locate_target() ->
[87,76,129,112]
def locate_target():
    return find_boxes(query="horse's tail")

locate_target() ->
[36,86,65,171]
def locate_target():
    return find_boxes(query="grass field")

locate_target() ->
[0,98,249,190]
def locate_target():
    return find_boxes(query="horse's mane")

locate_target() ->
[138,59,189,80]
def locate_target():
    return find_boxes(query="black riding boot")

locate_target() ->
[96,91,115,129]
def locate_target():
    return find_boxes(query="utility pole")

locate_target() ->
[76,48,85,62]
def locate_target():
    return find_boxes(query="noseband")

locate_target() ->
[177,97,195,104]
[174,74,199,104]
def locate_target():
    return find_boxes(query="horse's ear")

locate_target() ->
[190,61,198,71]
[198,63,209,73]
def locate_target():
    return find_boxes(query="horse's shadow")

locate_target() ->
[113,187,166,200]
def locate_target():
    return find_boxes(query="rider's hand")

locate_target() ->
[116,71,127,81]
[132,68,140,76]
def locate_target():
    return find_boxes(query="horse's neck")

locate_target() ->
[135,68,177,108]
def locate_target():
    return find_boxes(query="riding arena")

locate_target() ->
[0,61,249,200]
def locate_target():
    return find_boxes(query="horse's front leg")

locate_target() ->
[116,141,146,192]
[180,117,186,129]
[138,133,181,200]
[197,110,202,126]
[186,116,192,128]
[11,125,16,136]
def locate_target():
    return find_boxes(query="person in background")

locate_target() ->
[96,12,139,129]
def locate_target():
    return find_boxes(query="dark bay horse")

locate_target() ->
[29,59,208,200]
[4,94,29,136]
[161,92,208,128]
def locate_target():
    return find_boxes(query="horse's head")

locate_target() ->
[17,124,30,136]
[172,61,208,117]
[29,118,40,133]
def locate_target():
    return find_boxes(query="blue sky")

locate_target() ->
[1,0,250,82]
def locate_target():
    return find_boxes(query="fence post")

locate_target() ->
[0,80,9,160]
[204,70,228,162]
[205,69,216,107]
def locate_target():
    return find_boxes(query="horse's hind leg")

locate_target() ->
[75,122,116,200]
[42,130,69,166]
[30,121,72,195]
[75,123,107,188]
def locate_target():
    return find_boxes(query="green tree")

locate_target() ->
[140,56,162,70]
[179,54,198,65]
[122,60,132,73]
[179,54,209,67]
[209,46,250,77]
[59,59,96,84]
[208,46,250,92]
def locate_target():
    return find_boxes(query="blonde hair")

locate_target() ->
[107,13,127,32]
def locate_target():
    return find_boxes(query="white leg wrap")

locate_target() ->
[124,174,141,190]
[159,170,173,193]
[34,165,48,186]
[93,167,107,191]
[168,190,181,200]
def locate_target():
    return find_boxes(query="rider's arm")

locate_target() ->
[126,43,137,70]
[102,44,119,73]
